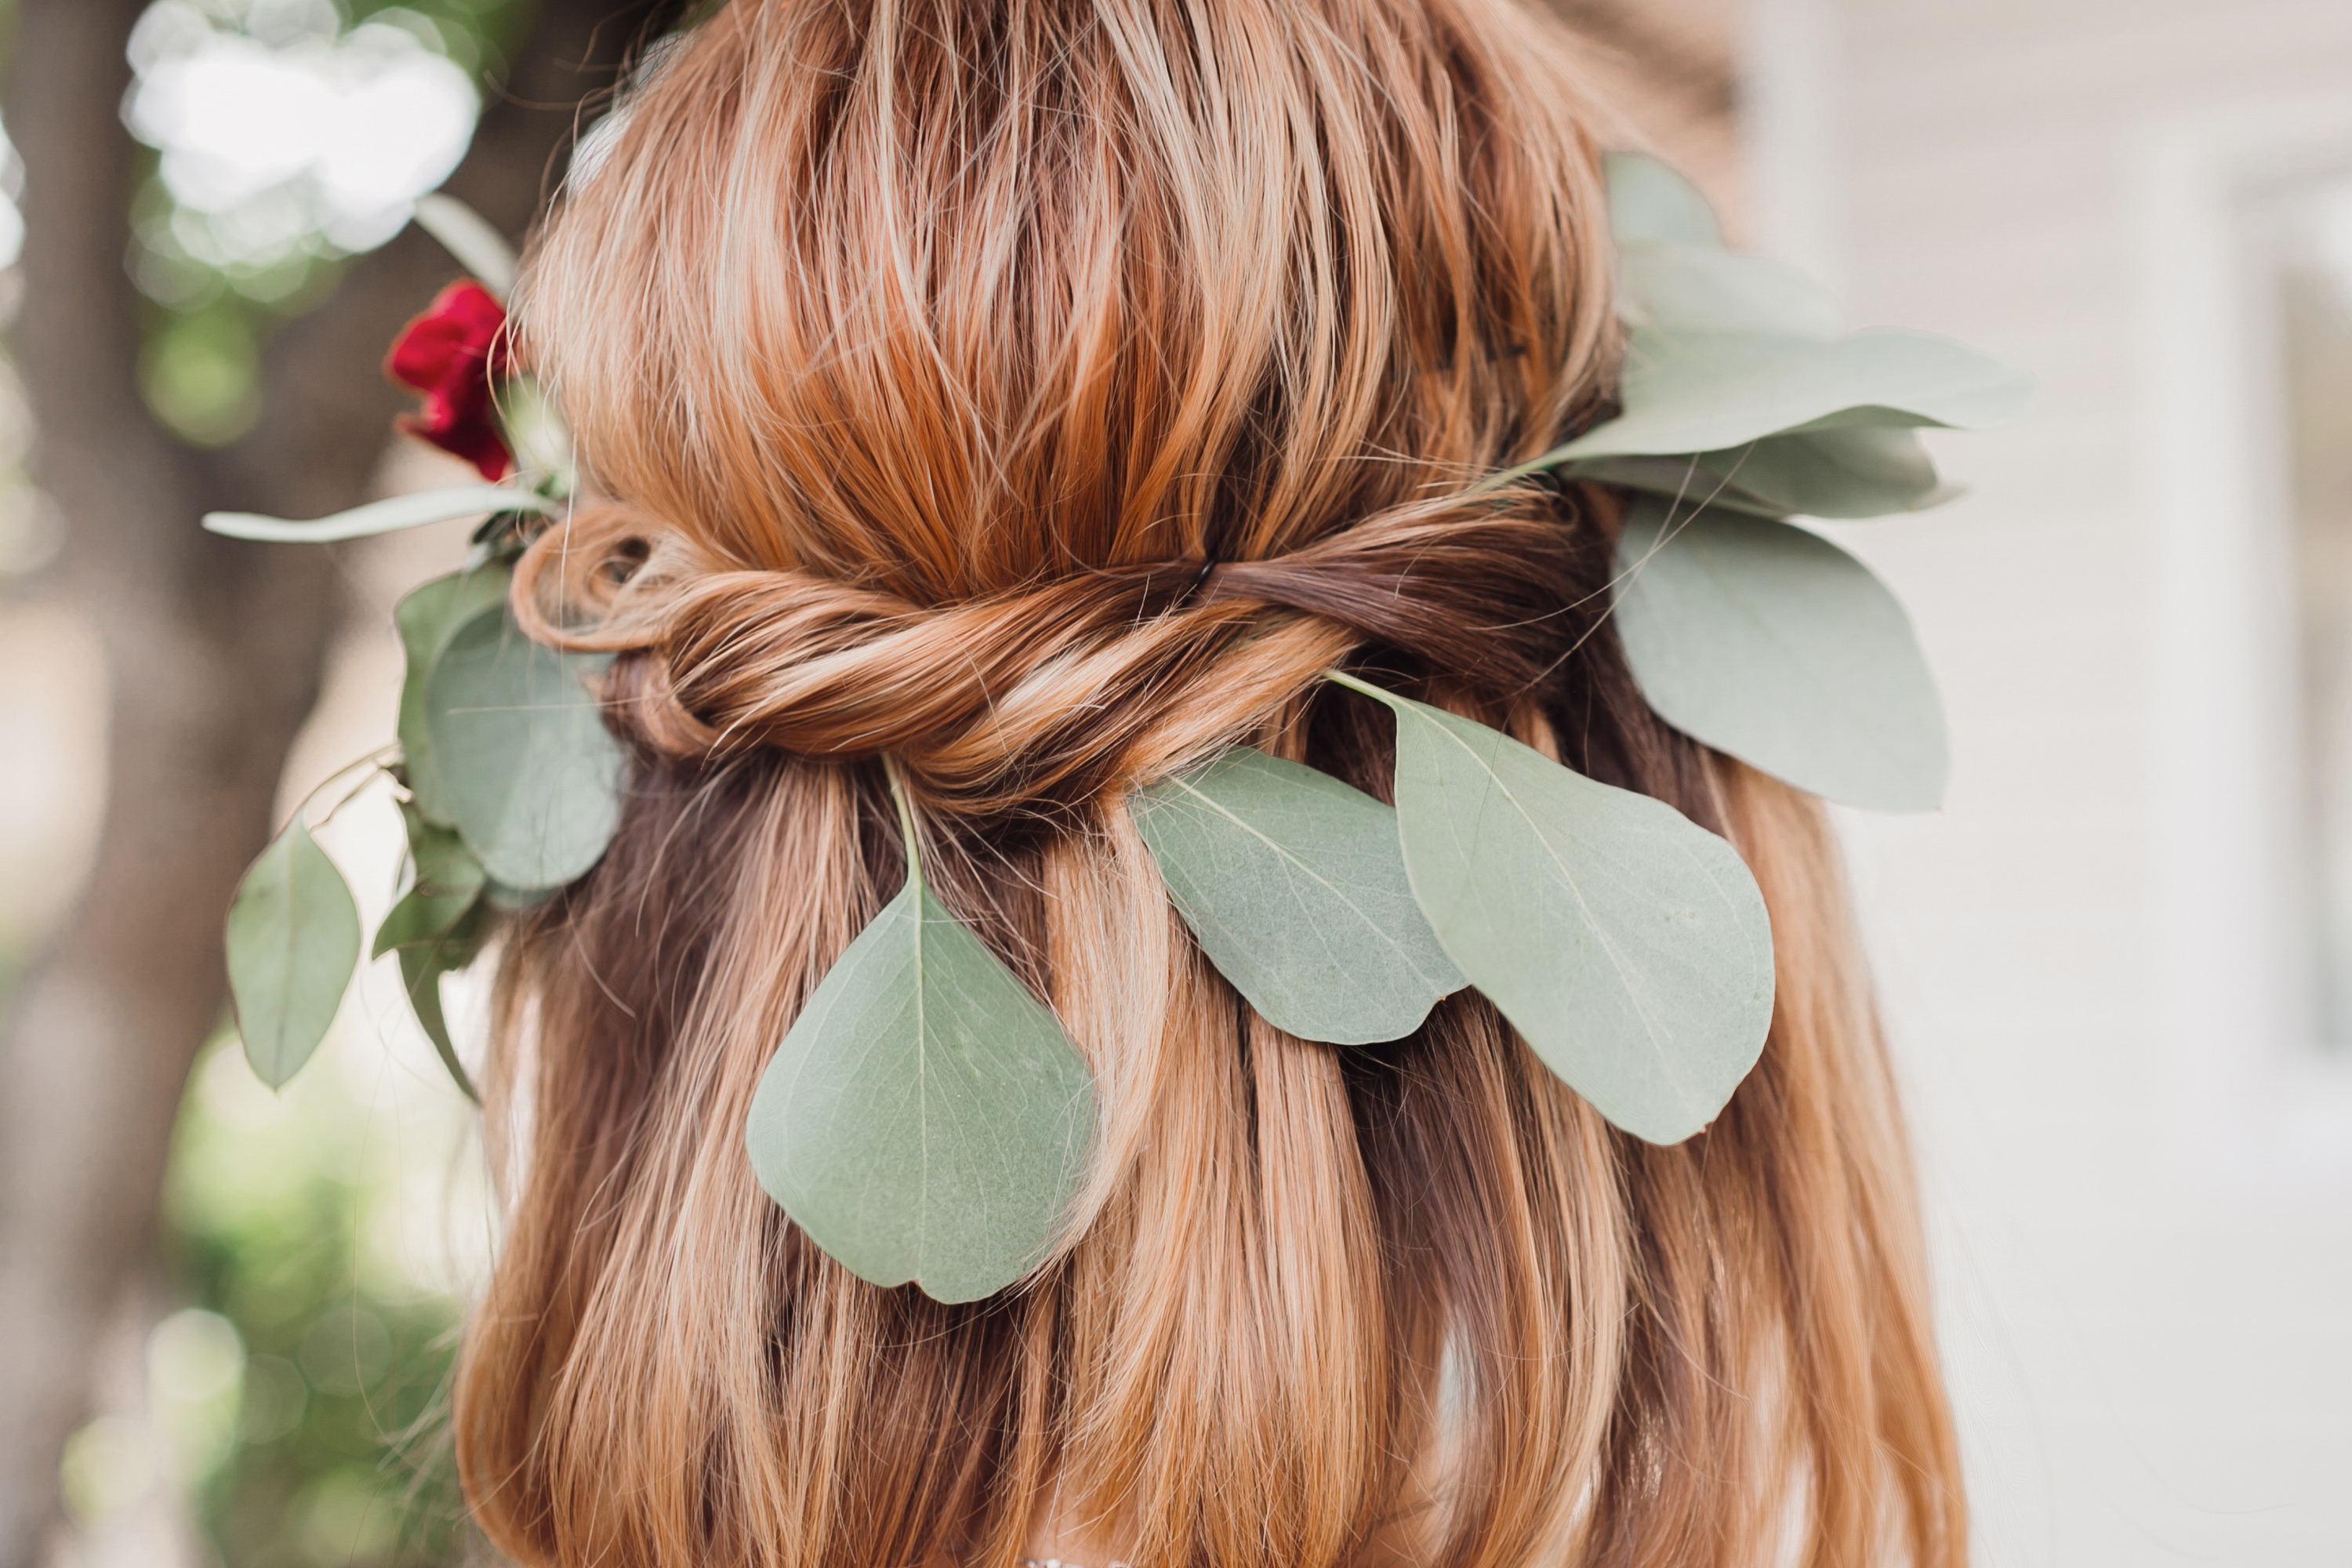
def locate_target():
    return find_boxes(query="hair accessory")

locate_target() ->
[1181,555,1220,603]
[203,157,2026,1301]
[386,280,516,481]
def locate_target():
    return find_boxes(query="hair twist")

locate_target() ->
[511,490,1606,817]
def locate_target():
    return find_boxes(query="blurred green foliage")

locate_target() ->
[150,1002,490,1566]
[140,304,263,446]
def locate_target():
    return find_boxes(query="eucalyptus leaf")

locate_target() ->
[1327,675,1774,1145]
[1572,426,1947,521]
[227,818,362,1090]
[1566,326,2032,462]
[202,485,554,543]
[1688,426,1947,517]
[424,605,626,891]
[1131,747,1464,1044]
[1612,498,1949,811]
[746,790,1095,1303]
[395,566,512,827]
[396,899,493,1102]
[1619,241,1842,338]
[1605,151,1723,248]
[412,194,517,299]
[374,884,472,959]
[372,804,488,959]
[1486,327,2027,495]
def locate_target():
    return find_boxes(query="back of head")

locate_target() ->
[456,1,1962,1563]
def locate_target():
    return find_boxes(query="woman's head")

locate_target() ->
[457,2,1963,1564]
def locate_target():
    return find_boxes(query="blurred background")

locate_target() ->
[0,0,2343,1564]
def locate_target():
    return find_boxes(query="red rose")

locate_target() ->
[385,280,515,481]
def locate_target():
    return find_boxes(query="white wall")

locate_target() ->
[1745,1,2352,1562]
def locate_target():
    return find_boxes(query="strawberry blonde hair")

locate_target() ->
[456,1,1965,1564]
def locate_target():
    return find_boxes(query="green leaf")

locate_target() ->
[746,779,1095,1302]
[227,818,363,1090]
[1612,497,1948,812]
[1620,241,1842,338]
[1327,675,1774,1145]
[395,566,512,827]
[1573,426,1949,521]
[1606,151,1723,248]
[1480,220,2031,498]
[424,604,627,890]
[1131,747,1463,1044]
[1565,325,2032,463]
[372,803,488,958]
[396,899,493,1102]
[1697,426,1947,518]
[406,791,487,893]
[374,885,470,960]
[412,194,518,299]
[201,485,554,543]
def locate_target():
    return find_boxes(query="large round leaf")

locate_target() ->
[227,818,361,1090]
[1330,677,1775,1145]
[1612,498,1948,812]
[745,861,1096,1303]
[423,606,626,890]
[1131,747,1463,1044]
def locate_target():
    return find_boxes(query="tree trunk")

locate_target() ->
[0,4,678,1559]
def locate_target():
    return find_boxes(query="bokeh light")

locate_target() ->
[125,1,478,265]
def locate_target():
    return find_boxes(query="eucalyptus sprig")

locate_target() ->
[227,815,363,1091]
[1484,153,2031,813]
[217,198,621,1098]
[1134,677,1773,1146]
[223,558,626,1099]
[738,669,1777,1300]
[1483,152,2032,503]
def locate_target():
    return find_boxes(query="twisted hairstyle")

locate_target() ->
[456,2,1965,1565]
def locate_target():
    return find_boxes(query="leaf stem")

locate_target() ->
[287,746,399,833]
[1322,668,1398,707]
[882,756,924,888]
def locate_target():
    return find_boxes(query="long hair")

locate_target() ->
[452,2,1965,1564]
